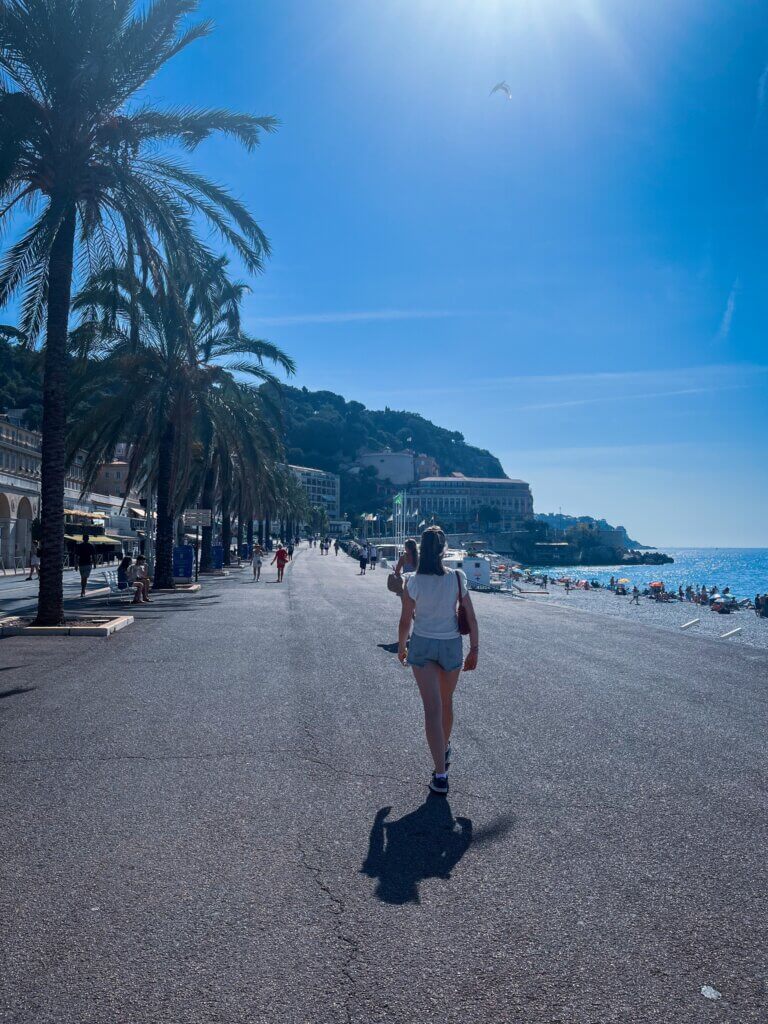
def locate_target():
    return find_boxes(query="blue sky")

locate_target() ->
[158,1,767,546]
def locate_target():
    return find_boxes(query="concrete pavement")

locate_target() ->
[1,545,766,1022]
[0,566,111,619]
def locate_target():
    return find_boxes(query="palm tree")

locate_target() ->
[0,0,276,624]
[69,263,292,588]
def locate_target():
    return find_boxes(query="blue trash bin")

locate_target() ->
[173,545,194,579]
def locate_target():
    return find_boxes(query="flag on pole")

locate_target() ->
[393,493,403,507]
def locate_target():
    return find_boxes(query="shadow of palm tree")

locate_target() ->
[0,686,35,699]
[361,797,514,904]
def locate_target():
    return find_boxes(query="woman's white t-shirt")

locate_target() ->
[405,567,468,640]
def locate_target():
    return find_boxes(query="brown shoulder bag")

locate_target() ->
[456,572,470,635]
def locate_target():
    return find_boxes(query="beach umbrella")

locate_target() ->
[618,578,630,584]
[650,581,664,588]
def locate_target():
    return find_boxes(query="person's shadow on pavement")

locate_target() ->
[361,798,513,905]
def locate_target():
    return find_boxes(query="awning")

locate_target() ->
[128,507,146,518]
[64,533,124,545]
[64,510,106,520]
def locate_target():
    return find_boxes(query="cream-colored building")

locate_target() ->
[0,413,144,570]
[0,414,40,570]
[357,449,440,486]
[406,474,534,533]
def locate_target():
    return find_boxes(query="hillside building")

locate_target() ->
[405,474,534,533]
[357,449,439,486]
[289,464,341,519]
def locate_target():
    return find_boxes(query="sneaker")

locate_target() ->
[429,772,449,795]
[445,742,452,768]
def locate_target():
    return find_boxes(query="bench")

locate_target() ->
[102,570,135,605]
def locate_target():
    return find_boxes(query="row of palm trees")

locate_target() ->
[0,0,298,625]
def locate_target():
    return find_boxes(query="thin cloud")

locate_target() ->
[714,278,739,344]
[759,64,768,112]
[497,441,699,462]
[517,384,750,413]
[369,363,768,401]
[248,309,462,327]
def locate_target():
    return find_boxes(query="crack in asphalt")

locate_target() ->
[296,837,362,1024]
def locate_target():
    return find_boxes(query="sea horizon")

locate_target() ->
[530,546,768,599]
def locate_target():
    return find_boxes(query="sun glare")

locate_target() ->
[412,0,634,86]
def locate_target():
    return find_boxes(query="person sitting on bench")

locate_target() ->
[127,555,151,603]
[118,556,144,604]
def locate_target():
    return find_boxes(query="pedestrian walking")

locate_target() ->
[398,527,478,795]
[76,531,98,597]
[252,545,264,581]
[272,544,289,583]
[287,541,295,561]
[358,545,368,575]
[369,543,378,570]
[25,544,41,581]
[630,586,640,605]
[394,538,419,578]
[334,540,340,556]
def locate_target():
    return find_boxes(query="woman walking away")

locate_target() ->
[252,544,264,581]
[359,545,368,575]
[398,527,478,795]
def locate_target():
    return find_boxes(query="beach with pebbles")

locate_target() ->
[525,582,768,650]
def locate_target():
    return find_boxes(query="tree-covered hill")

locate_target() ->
[0,334,42,428]
[0,334,506,517]
[283,383,501,469]
[279,385,506,519]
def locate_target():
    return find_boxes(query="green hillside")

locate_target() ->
[0,335,507,521]
[280,385,506,518]
[0,334,42,428]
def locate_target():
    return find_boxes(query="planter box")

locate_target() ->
[0,615,134,638]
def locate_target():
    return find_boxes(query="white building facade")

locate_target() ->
[290,464,341,519]
[405,474,534,533]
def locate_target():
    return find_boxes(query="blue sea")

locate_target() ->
[530,548,768,600]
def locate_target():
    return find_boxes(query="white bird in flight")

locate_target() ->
[490,80,512,101]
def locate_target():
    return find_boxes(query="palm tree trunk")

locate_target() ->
[35,206,76,627]
[199,462,216,572]
[221,481,232,567]
[154,420,176,590]
[236,494,244,556]
[246,514,254,549]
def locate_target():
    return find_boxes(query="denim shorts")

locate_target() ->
[406,634,463,671]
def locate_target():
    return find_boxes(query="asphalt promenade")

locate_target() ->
[1,545,766,1023]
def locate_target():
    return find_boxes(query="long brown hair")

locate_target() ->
[404,538,418,565]
[417,526,446,575]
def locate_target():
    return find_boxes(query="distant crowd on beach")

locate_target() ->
[515,570,767,619]
[548,574,768,618]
